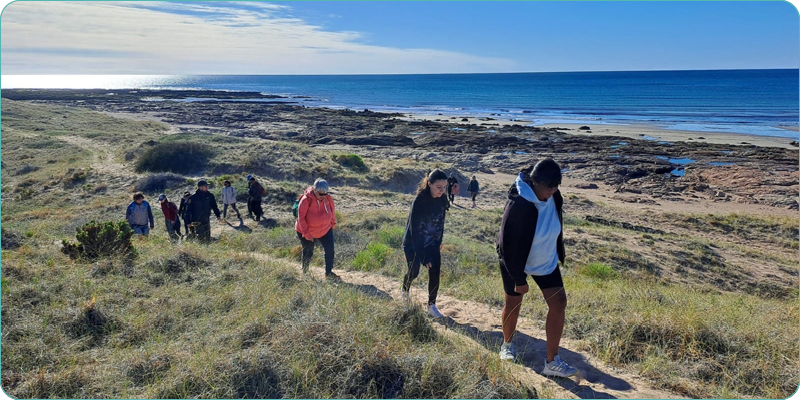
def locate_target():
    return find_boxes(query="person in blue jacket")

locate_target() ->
[126,192,154,236]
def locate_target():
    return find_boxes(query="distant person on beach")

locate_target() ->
[186,180,222,243]
[221,180,241,221]
[248,176,265,222]
[178,191,193,237]
[157,194,181,241]
[295,179,338,278]
[447,173,458,203]
[126,192,154,236]
[401,169,450,318]
[468,176,480,208]
[496,159,577,378]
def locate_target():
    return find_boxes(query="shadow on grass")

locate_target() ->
[436,317,630,399]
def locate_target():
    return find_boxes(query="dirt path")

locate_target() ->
[56,135,136,188]
[211,222,683,399]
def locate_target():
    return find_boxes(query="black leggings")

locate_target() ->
[223,203,240,219]
[297,229,335,275]
[402,249,442,305]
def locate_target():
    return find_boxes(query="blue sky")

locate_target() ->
[1,1,797,74]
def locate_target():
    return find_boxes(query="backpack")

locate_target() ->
[292,194,304,218]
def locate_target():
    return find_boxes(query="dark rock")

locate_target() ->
[579,126,591,131]
[574,183,599,189]
[461,118,469,122]
[791,141,799,147]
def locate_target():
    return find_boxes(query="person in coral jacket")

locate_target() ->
[295,178,337,278]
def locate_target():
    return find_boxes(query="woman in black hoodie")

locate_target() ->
[495,159,577,378]
[401,169,450,318]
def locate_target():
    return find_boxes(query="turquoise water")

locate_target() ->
[2,69,798,137]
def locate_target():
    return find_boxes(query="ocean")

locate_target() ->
[2,69,798,137]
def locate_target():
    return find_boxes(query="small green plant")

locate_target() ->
[376,226,405,249]
[579,262,619,280]
[352,242,392,271]
[61,220,137,260]
[332,154,368,172]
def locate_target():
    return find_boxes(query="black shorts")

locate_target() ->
[499,263,563,296]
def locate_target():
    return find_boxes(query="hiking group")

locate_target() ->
[124,159,577,377]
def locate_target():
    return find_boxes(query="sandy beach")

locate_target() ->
[401,114,799,149]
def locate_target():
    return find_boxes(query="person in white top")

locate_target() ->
[495,159,578,378]
[221,180,241,221]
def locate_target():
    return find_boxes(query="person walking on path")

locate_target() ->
[126,192,154,236]
[295,179,338,278]
[186,180,222,243]
[248,176,265,222]
[221,180,241,221]
[158,194,181,241]
[401,169,450,318]
[447,173,458,204]
[468,176,480,209]
[495,159,577,378]
[178,191,193,237]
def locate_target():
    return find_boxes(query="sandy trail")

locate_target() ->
[210,222,683,399]
[56,135,136,188]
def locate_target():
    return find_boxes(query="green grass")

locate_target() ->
[352,242,394,271]
[578,262,619,280]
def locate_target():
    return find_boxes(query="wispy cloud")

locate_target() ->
[1,1,515,74]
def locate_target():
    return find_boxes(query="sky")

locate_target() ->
[0,1,797,75]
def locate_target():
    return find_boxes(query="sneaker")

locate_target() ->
[401,290,410,303]
[542,355,578,378]
[428,304,444,318]
[499,342,515,361]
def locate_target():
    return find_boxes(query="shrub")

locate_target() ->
[135,142,213,174]
[376,226,405,249]
[1,228,23,250]
[579,262,619,280]
[15,164,39,176]
[352,242,393,271]
[61,220,137,260]
[332,154,368,172]
[132,173,187,193]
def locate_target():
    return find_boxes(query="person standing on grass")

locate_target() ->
[248,176,265,222]
[295,179,338,278]
[221,180,241,221]
[468,176,480,209]
[447,172,458,203]
[496,159,577,378]
[401,169,450,318]
[126,192,154,236]
[178,191,193,237]
[186,180,222,243]
[246,174,254,219]
[157,194,181,241]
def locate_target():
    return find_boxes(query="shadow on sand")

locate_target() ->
[434,317,631,399]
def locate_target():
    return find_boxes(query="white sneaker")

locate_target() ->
[499,342,515,361]
[542,355,578,378]
[401,290,410,303]
[427,304,444,318]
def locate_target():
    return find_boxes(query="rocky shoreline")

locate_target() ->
[2,88,797,209]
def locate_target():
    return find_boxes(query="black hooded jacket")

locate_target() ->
[186,189,221,223]
[496,184,565,286]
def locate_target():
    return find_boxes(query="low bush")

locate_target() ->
[332,154,368,172]
[132,173,187,194]
[135,142,213,174]
[61,220,136,260]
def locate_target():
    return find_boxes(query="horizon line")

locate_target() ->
[2,68,798,77]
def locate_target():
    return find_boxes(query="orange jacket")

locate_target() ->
[295,186,337,240]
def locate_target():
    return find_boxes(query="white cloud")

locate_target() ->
[1,1,516,74]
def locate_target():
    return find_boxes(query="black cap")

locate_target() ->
[197,180,208,187]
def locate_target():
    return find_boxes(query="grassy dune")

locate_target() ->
[1,100,798,398]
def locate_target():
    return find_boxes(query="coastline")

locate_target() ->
[400,114,799,149]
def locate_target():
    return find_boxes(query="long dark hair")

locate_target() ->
[416,169,450,209]
[521,159,561,188]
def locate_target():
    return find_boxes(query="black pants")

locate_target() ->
[471,192,478,201]
[195,221,211,243]
[248,199,263,220]
[448,193,455,203]
[182,217,193,236]
[402,249,442,305]
[223,203,241,219]
[297,229,335,275]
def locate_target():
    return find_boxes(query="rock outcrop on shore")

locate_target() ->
[2,89,796,209]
